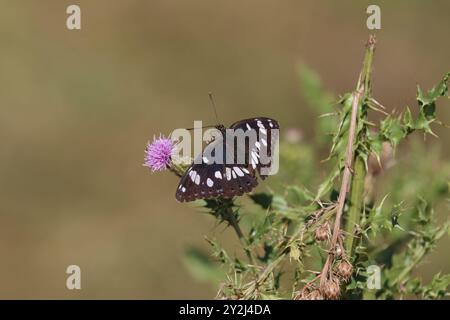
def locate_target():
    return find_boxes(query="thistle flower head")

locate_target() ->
[144,135,175,172]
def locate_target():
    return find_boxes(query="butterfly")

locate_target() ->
[175,117,279,202]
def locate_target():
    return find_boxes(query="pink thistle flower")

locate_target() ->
[144,135,175,172]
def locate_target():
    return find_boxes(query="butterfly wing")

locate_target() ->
[221,163,258,198]
[175,134,258,202]
[175,137,225,202]
[229,117,279,179]
[175,162,226,202]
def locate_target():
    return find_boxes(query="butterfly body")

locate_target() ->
[176,117,279,202]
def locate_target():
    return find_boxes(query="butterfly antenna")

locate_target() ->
[185,125,216,131]
[208,92,220,125]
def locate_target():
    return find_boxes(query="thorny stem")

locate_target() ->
[345,36,375,257]
[345,157,366,256]
[223,206,255,266]
[319,35,376,290]
[218,204,335,299]
[223,206,245,239]
[319,88,363,288]
[243,204,337,299]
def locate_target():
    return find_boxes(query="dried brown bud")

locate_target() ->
[315,222,330,242]
[307,289,324,300]
[295,289,324,300]
[336,260,353,282]
[321,277,341,300]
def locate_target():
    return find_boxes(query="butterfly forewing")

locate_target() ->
[230,117,279,179]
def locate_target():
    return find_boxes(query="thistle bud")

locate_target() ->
[295,289,324,300]
[336,260,353,282]
[307,289,324,300]
[315,222,330,242]
[321,277,341,300]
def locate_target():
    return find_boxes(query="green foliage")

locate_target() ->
[377,72,450,147]
[249,193,273,209]
[298,64,337,146]
[183,247,225,284]
[182,40,450,300]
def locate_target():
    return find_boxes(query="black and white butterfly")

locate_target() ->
[176,117,279,202]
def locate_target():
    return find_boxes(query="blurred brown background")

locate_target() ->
[0,0,448,299]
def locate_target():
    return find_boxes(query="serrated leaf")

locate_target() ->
[422,273,450,299]
[415,111,437,136]
[368,194,390,236]
[380,116,405,148]
[417,72,450,106]
[414,72,450,137]
[403,107,414,132]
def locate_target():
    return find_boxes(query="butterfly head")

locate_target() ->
[215,124,226,134]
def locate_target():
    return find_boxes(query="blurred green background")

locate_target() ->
[0,0,448,298]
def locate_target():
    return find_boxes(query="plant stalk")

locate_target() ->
[319,35,376,290]
[344,36,376,257]
[320,88,363,288]
[223,206,255,266]
[344,156,366,255]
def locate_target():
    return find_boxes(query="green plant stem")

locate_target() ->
[223,206,245,239]
[344,156,366,256]
[319,36,376,291]
[320,88,363,289]
[223,207,255,266]
[344,36,376,257]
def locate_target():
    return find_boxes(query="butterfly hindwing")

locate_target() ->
[175,162,225,202]
[176,139,225,202]
[221,164,258,198]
